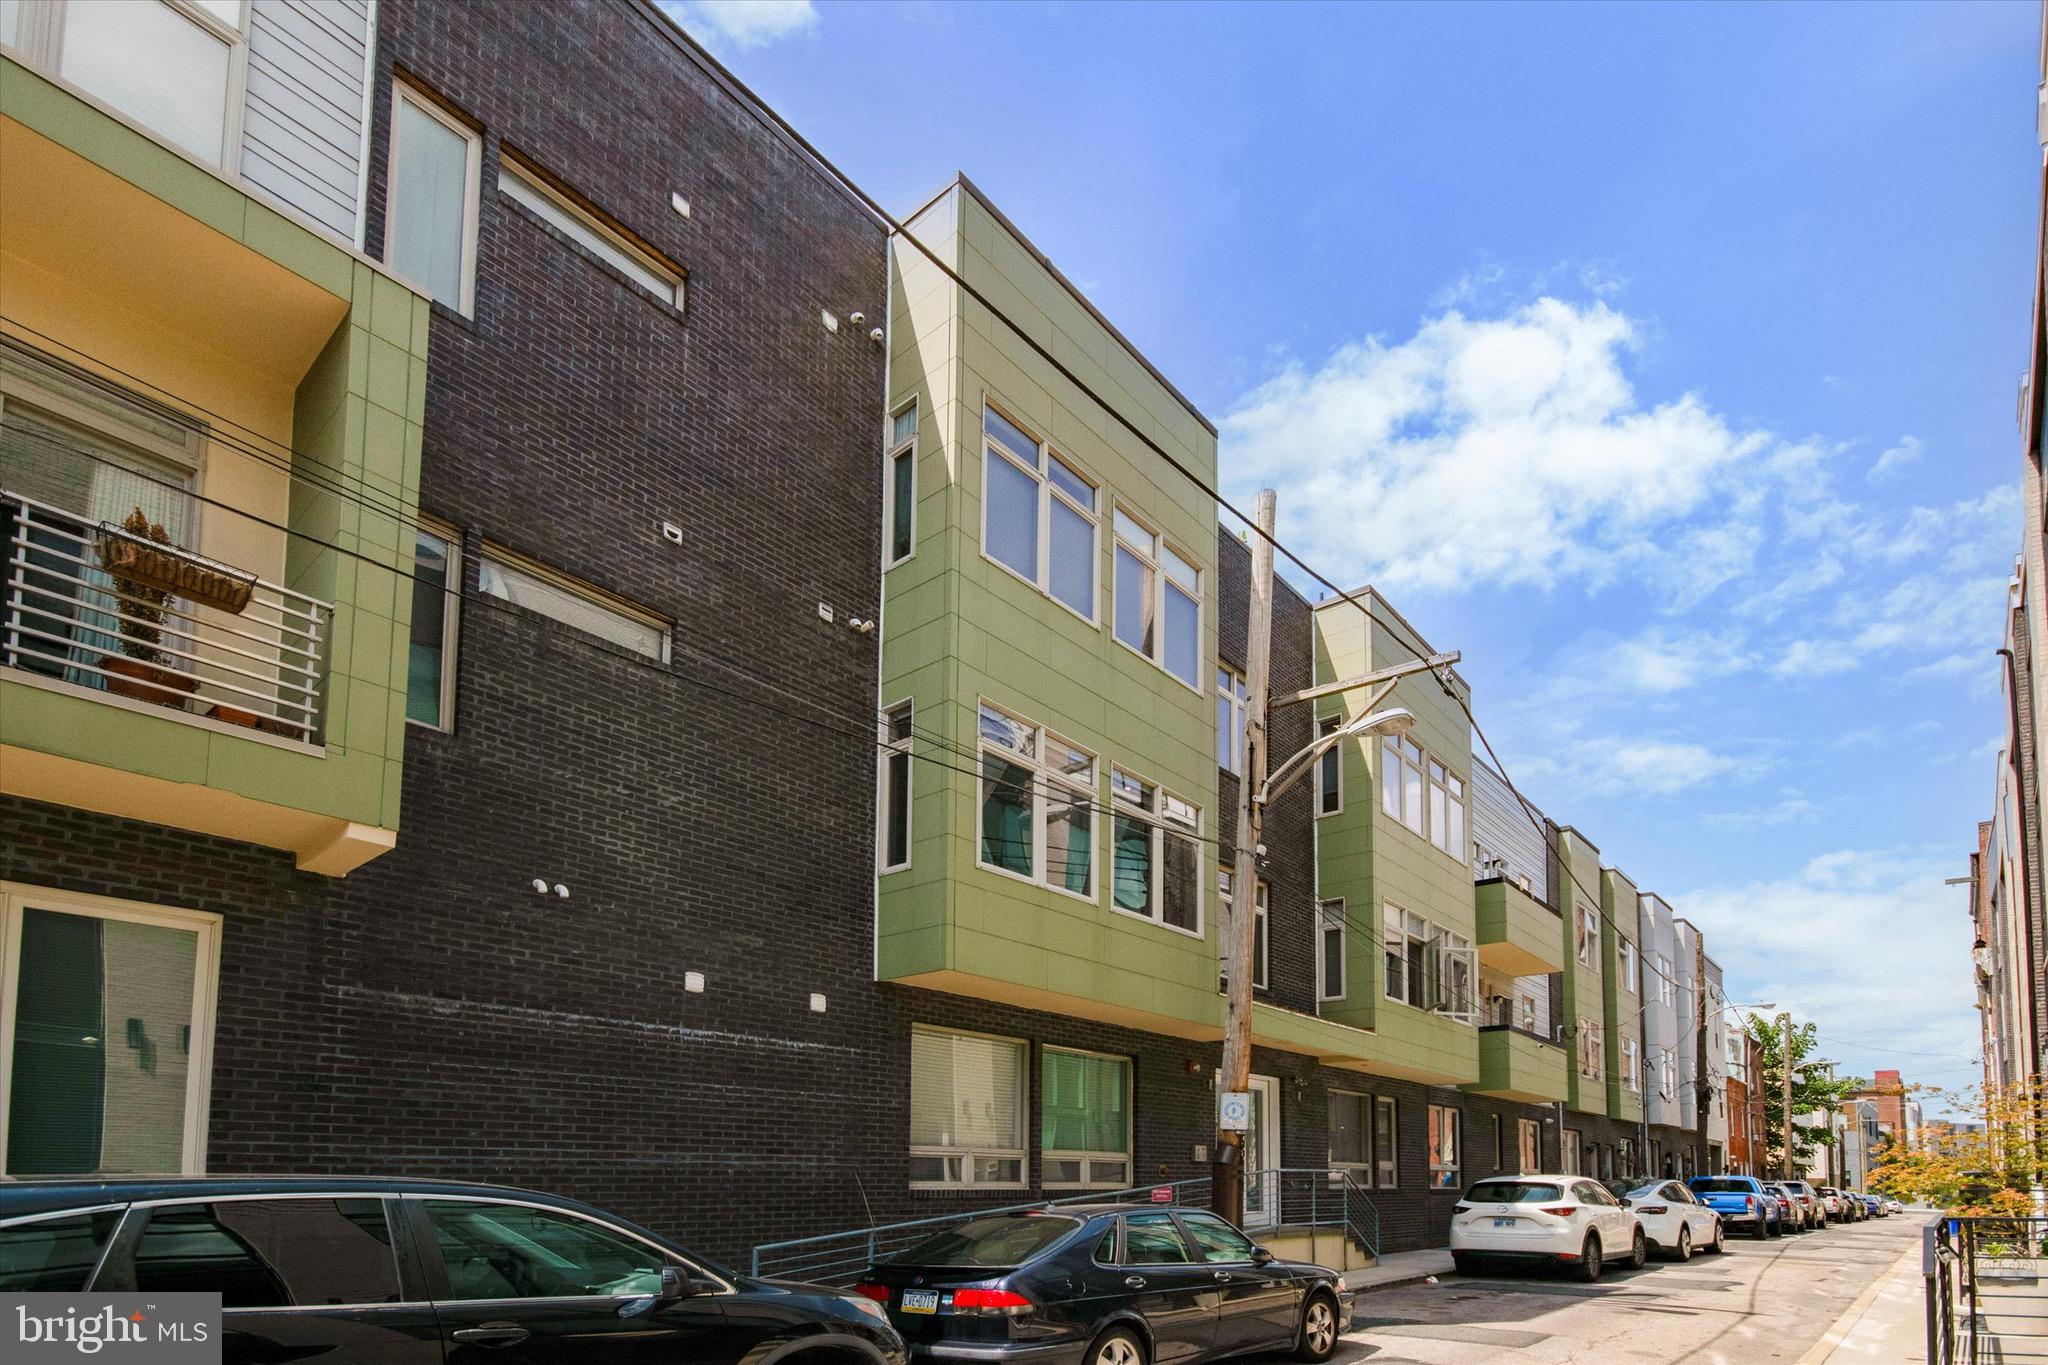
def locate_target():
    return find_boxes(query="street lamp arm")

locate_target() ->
[1259,702,1415,808]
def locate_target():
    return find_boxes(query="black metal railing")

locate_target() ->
[1926,1213,2048,1365]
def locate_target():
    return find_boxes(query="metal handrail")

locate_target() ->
[2,488,332,740]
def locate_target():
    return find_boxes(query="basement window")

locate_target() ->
[499,154,685,310]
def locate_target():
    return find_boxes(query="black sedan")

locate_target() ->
[0,1175,908,1365]
[856,1204,1354,1365]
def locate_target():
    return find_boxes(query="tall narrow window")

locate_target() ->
[406,523,459,729]
[1217,868,1267,991]
[1111,768,1200,934]
[1317,716,1342,815]
[886,403,917,566]
[1216,667,1247,775]
[880,701,913,872]
[1380,733,1425,833]
[981,405,1096,619]
[1622,1036,1640,1092]
[975,703,1094,898]
[1318,901,1347,1001]
[1329,1091,1367,1167]
[1113,505,1200,688]
[1426,1105,1460,1189]
[1618,938,1639,995]
[1113,509,1157,656]
[386,82,480,314]
[1373,1097,1398,1188]
[1161,545,1200,687]
[1428,762,1467,857]
[1384,905,1431,1006]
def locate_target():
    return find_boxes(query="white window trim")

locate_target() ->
[406,517,462,733]
[1041,1044,1133,1190]
[0,881,223,1177]
[1217,866,1268,992]
[878,698,913,875]
[1622,1036,1640,1092]
[1108,765,1203,938]
[1579,1016,1604,1081]
[1315,714,1343,817]
[498,152,684,310]
[1217,666,1247,777]
[978,400,1101,627]
[973,701,1099,904]
[1110,499,1203,695]
[1618,937,1639,996]
[385,80,482,316]
[885,400,917,569]
[478,542,671,663]
[1317,899,1346,1003]
[1428,1103,1460,1190]
[909,1024,1028,1191]
[1575,904,1599,969]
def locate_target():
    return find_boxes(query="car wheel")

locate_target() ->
[1573,1234,1603,1283]
[1752,1215,1770,1241]
[1089,1328,1145,1365]
[1674,1226,1692,1262]
[1627,1226,1648,1271]
[1706,1219,1724,1254]
[1294,1293,1340,1362]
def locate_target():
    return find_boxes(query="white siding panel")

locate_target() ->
[1470,758,1549,903]
[239,0,370,241]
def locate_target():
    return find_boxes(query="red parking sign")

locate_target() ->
[1150,1186,1172,1203]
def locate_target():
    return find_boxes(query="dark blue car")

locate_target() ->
[1686,1176,1781,1240]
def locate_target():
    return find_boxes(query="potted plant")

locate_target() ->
[100,507,200,708]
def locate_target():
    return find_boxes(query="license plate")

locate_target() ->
[900,1290,940,1314]
[1492,1218,1516,1228]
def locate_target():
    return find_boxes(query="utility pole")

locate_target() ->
[1216,489,1274,1226]
[1694,930,1711,1177]
[1777,1010,1795,1182]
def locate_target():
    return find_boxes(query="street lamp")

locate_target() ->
[1257,707,1414,808]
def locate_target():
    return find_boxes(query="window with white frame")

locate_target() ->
[1373,1096,1398,1187]
[976,703,1095,899]
[1329,1090,1369,1168]
[1217,867,1267,991]
[1318,900,1346,1002]
[1216,667,1247,776]
[1575,904,1599,969]
[1382,905,1474,1021]
[1,885,222,1176]
[406,522,460,730]
[1428,1104,1460,1189]
[886,403,917,567]
[1428,761,1465,858]
[1384,905,1430,1007]
[1656,953,1675,1006]
[1660,1052,1677,1098]
[879,701,913,873]
[479,545,670,662]
[1316,715,1342,816]
[1517,1117,1541,1173]
[909,1027,1025,1188]
[1041,1046,1131,1188]
[1618,937,1639,995]
[386,81,482,314]
[1112,505,1200,688]
[1380,734,1423,834]
[1578,1017,1604,1080]
[499,153,684,308]
[4,1,247,167]
[982,405,1097,621]
[1622,1036,1640,1092]
[1110,767,1200,933]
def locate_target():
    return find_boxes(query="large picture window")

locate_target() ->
[981,405,1098,621]
[976,703,1095,899]
[0,885,221,1177]
[1110,768,1200,933]
[1112,505,1200,689]
[909,1027,1025,1188]
[1042,1047,1131,1188]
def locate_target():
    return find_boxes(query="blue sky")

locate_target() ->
[669,0,2039,1110]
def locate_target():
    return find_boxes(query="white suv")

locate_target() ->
[1451,1175,1646,1282]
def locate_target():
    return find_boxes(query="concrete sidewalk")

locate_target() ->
[1350,1246,1457,1291]
[1799,1238,1926,1363]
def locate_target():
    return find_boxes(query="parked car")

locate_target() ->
[1687,1175,1780,1240]
[1781,1180,1828,1228]
[0,1176,907,1365]
[1860,1194,1886,1218]
[1762,1183,1806,1231]
[857,1205,1354,1365]
[1815,1186,1846,1221]
[1622,1181,1724,1260]
[1888,1199,1904,1215]
[1450,1175,1646,1283]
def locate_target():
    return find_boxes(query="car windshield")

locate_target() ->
[1466,1181,1563,1204]
[892,1215,1082,1268]
[1691,1179,1753,1194]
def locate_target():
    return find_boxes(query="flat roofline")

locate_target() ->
[1309,582,1470,691]
[1556,825,1602,855]
[900,173,1217,437]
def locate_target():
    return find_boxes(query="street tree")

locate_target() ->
[1745,1014,1864,1174]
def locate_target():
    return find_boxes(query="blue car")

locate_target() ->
[1687,1175,1781,1240]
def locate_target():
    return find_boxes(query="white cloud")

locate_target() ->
[1869,434,1925,481]
[668,0,817,49]
[1702,792,1816,830]
[1518,732,1750,798]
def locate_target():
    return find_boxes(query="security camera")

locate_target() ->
[869,327,885,342]
[849,311,865,325]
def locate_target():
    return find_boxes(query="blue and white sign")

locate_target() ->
[1219,1090,1252,1131]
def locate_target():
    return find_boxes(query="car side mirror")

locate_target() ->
[1620,1198,1633,1207]
[659,1266,693,1303]
[1251,1246,1275,1266]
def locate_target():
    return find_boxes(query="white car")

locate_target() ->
[1887,1199,1903,1214]
[1451,1175,1646,1282]
[1623,1180,1724,1260]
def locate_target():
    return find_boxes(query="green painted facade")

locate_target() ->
[1311,593,1478,1085]
[1470,1026,1569,1105]
[875,180,1222,1032]
[1473,877,1564,977]
[1558,827,1607,1116]
[1601,866,1645,1123]
[0,57,427,839]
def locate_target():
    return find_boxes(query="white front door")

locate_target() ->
[1242,1075,1282,1228]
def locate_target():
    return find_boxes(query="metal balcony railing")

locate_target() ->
[2,489,330,743]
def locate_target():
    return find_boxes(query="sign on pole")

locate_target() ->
[1219,1091,1253,1132]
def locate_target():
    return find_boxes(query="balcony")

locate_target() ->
[4,492,330,743]
[1474,875,1564,977]
[1467,1002,1569,1104]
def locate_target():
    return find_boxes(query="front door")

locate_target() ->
[1242,1076,1281,1228]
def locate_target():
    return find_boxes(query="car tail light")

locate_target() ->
[1637,1205,1669,1215]
[952,1288,1033,1314]
[1541,1206,1576,1218]
[853,1284,890,1304]
[1453,1203,1473,1213]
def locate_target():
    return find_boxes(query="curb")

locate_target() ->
[1795,1237,1922,1365]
